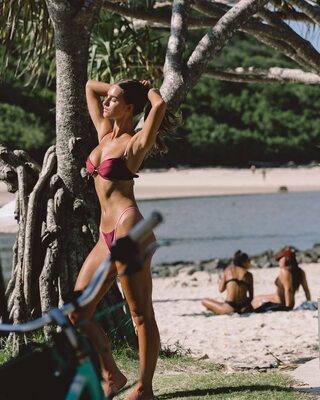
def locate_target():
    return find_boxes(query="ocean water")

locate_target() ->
[139,191,320,264]
[1,191,320,282]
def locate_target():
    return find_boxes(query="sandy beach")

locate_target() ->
[152,263,320,370]
[1,166,319,370]
[135,165,320,200]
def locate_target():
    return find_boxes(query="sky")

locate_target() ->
[290,21,320,51]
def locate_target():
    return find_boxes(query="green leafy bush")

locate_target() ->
[0,103,49,150]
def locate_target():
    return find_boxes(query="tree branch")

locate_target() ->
[205,66,320,84]
[162,0,191,100]
[289,0,320,24]
[103,0,216,28]
[194,0,320,73]
[187,0,269,78]
[258,8,320,73]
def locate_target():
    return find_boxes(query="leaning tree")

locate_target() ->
[1,0,320,350]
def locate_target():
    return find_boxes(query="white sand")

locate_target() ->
[135,165,320,200]
[153,263,320,370]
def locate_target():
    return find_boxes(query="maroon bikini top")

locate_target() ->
[86,157,139,181]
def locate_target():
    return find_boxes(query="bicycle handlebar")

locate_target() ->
[0,211,163,333]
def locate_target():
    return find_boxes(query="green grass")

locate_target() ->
[113,345,315,400]
[0,340,316,399]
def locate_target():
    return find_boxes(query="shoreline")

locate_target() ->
[1,165,320,232]
[135,165,320,200]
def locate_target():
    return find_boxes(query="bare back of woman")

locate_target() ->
[202,250,253,315]
[251,248,311,310]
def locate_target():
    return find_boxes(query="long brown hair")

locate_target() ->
[117,79,179,156]
[285,253,303,292]
[233,250,250,267]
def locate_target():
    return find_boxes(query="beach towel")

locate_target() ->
[254,302,290,313]
[294,300,318,311]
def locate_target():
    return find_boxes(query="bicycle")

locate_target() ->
[0,211,163,400]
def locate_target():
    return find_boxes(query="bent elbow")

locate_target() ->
[86,80,94,91]
[153,99,167,111]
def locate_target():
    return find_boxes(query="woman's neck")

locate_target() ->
[112,116,133,138]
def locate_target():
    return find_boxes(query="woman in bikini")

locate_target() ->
[70,79,170,400]
[251,247,311,310]
[202,250,253,315]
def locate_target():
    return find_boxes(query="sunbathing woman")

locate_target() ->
[202,250,253,315]
[69,78,172,400]
[251,248,311,310]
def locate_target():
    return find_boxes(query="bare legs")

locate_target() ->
[70,228,159,400]
[201,298,234,315]
[251,293,280,309]
[119,256,160,400]
[70,235,127,397]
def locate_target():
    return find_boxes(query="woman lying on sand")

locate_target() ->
[202,250,253,315]
[251,247,311,310]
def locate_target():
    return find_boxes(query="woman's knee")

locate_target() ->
[130,307,155,328]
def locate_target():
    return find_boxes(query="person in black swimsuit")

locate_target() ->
[202,250,254,315]
[251,247,311,310]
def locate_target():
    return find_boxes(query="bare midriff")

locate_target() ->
[94,177,138,233]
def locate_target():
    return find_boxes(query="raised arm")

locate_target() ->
[86,80,113,142]
[301,270,311,301]
[131,87,167,157]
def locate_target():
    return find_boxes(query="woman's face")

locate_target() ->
[278,256,287,268]
[102,85,131,119]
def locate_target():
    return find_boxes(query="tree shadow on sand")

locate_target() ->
[157,384,294,399]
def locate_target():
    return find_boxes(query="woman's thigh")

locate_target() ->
[113,210,156,315]
[251,293,279,309]
[202,298,234,315]
[73,233,118,317]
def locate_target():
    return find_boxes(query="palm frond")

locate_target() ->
[0,0,54,85]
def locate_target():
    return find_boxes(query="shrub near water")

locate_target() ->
[0,103,48,150]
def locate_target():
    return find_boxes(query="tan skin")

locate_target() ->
[69,80,166,400]
[251,256,311,310]
[202,259,253,315]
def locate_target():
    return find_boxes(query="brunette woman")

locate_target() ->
[252,248,311,310]
[202,250,254,315]
[70,79,172,400]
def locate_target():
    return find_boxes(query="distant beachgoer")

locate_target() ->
[261,169,266,181]
[251,248,311,310]
[250,165,256,174]
[202,250,254,315]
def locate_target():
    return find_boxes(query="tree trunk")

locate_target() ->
[2,1,136,352]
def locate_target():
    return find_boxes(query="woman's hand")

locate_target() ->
[140,79,152,89]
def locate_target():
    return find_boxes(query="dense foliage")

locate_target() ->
[155,33,320,167]
[1,26,319,167]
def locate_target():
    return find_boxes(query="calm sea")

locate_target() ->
[1,191,319,282]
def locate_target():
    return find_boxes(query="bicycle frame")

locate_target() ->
[66,361,105,400]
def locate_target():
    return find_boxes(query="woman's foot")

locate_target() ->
[103,371,127,398]
[124,388,155,400]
